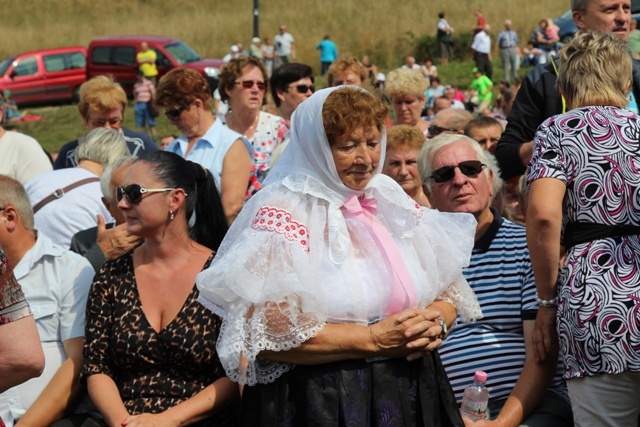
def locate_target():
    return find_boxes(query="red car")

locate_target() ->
[86,35,224,94]
[0,46,87,106]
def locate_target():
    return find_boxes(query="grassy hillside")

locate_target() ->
[3,0,568,152]
[1,0,566,69]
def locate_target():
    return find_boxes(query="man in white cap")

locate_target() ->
[223,45,240,63]
[250,37,263,60]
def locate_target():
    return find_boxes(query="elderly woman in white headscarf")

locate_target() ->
[197,86,482,426]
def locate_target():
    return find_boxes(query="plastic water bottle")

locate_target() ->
[460,370,489,422]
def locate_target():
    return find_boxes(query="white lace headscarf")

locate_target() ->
[264,86,427,263]
[264,86,385,202]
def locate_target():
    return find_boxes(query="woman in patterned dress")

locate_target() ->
[527,31,640,427]
[218,57,289,198]
[82,152,237,426]
[196,86,482,426]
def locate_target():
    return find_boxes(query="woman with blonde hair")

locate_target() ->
[386,68,430,136]
[527,31,640,427]
[327,55,368,87]
[383,124,430,207]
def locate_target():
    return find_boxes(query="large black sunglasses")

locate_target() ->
[116,184,177,204]
[430,160,485,183]
[164,105,186,121]
[290,84,315,94]
[428,124,458,136]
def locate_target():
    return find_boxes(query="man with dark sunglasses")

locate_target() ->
[495,0,640,180]
[417,134,572,427]
[270,63,315,122]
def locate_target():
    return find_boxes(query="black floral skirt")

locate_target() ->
[240,350,463,427]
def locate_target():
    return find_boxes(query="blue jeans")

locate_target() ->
[134,102,156,128]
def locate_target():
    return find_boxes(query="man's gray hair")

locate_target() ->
[418,134,503,199]
[100,156,136,202]
[75,127,129,167]
[0,174,35,230]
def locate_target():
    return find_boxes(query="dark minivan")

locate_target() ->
[86,35,224,94]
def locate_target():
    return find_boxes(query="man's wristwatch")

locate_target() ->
[437,317,448,340]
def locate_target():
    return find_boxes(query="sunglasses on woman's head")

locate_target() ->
[428,124,458,136]
[116,184,177,204]
[234,80,266,91]
[430,160,485,183]
[290,84,315,94]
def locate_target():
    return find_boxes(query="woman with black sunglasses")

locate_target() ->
[83,151,239,427]
[218,57,289,198]
[156,67,252,224]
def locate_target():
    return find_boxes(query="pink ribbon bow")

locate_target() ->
[342,195,416,315]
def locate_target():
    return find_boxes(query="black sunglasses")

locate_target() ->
[164,105,186,121]
[116,184,177,204]
[235,80,266,91]
[428,124,458,136]
[290,84,315,94]
[430,160,485,183]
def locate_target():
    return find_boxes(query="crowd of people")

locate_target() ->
[1,1,640,426]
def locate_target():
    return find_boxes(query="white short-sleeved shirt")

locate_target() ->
[471,30,491,54]
[25,168,112,249]
[0,131,52,185]
[274,32,295,56]
[0,232,94,426]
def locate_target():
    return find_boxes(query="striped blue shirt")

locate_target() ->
[439,210,567,403]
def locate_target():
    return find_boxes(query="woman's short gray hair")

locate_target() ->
[100,156,136,202]
[418,134,503,199]
[75,128,129,167]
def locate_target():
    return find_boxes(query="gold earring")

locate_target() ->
[169,210,174,221]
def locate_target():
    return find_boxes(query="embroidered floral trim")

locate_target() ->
[251,206,310,252]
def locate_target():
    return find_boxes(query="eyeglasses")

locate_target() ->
[428,124,458,136]
[164,105,186,121]
[116,184,177,204]
[89,117,123,128]
[235,80,266,91]
[430,160,485,183]
[289,84,315,94]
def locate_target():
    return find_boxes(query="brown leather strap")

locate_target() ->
[33,177,100,214]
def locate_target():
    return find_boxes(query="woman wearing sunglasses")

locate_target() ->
[156,67,252,224]
[196,86,481,425]
[218,57,289,198]
[386,68,431,137]
[83,151,238,426]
